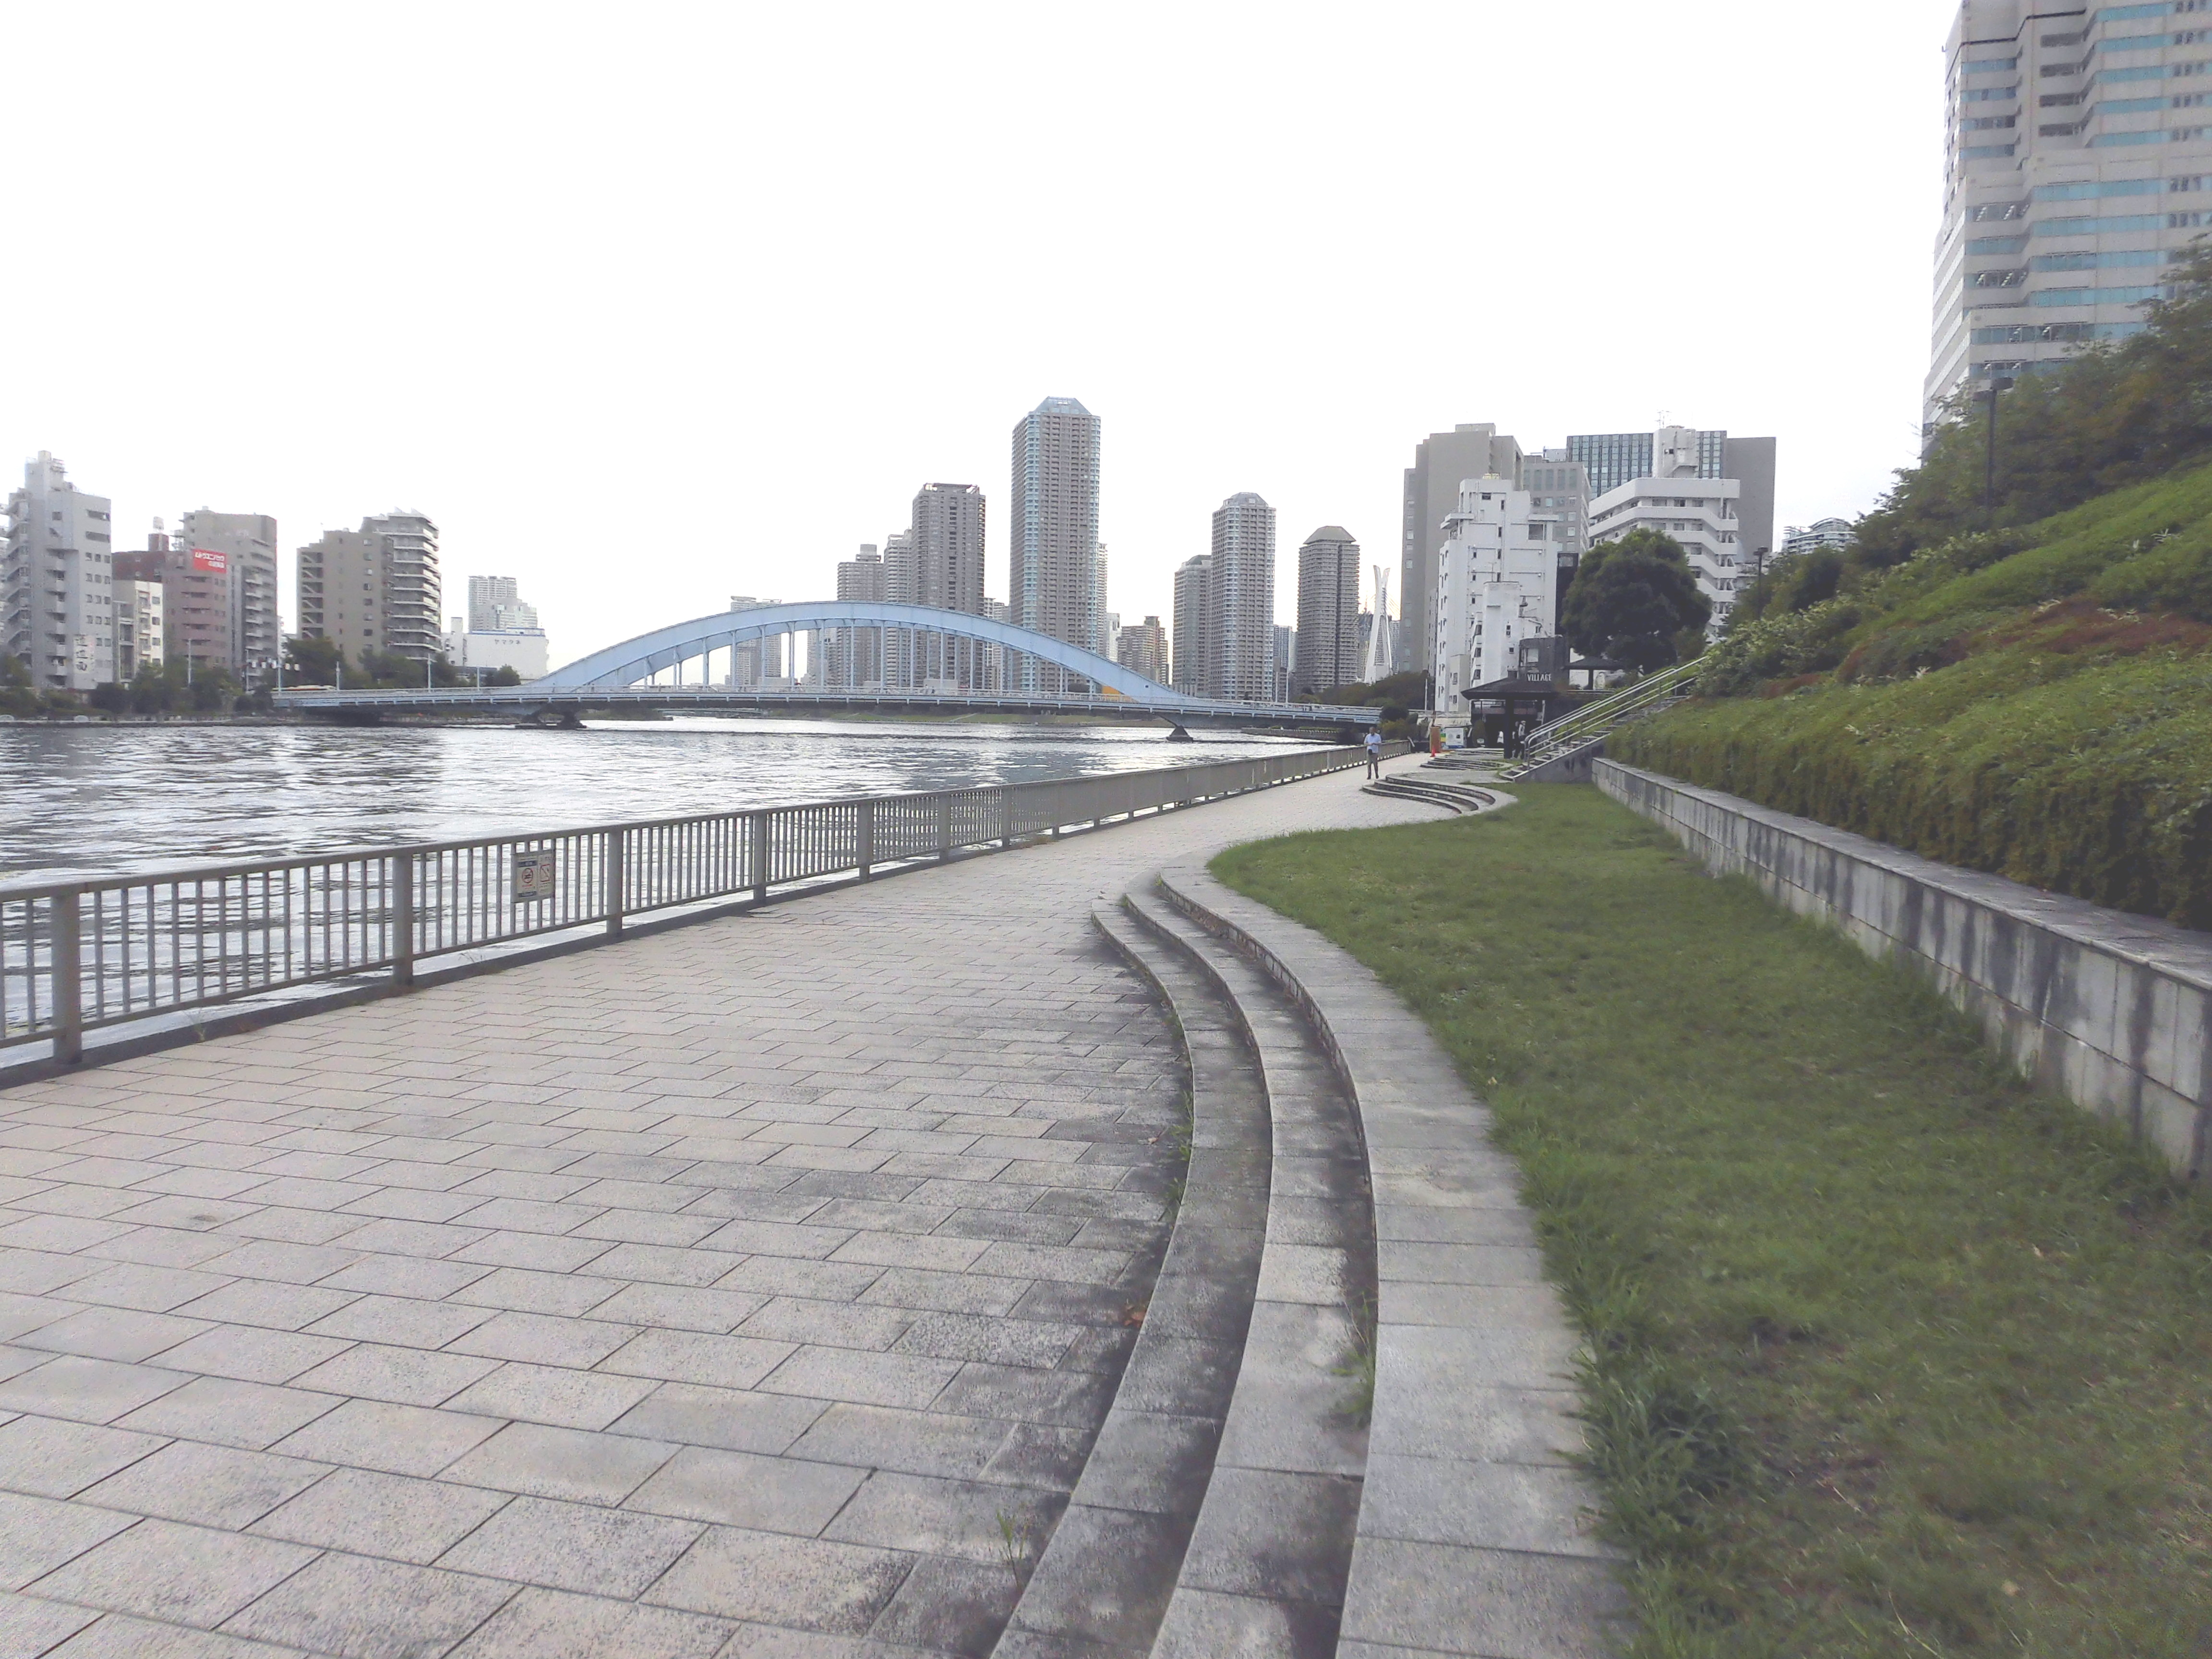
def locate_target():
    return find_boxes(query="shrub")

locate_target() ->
[1619,637,2212,927]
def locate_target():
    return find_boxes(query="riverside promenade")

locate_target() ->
[0,763,1491,1658]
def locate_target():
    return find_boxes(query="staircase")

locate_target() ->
[1495,652,1709,781]
[1362,769,1498,814]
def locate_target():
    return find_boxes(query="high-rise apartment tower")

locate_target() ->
[1210,493,1276,702]
[902,482,987,687]
[1928,1,2212,429]
[1172,554,1214,698]
[1294,526,1362,695]
[1010,397,1102,690]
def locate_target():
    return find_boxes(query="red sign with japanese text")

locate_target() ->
[191,548,228,574]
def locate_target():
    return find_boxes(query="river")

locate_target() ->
[0,718,1324,883]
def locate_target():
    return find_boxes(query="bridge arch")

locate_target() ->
[534,601,1196,704]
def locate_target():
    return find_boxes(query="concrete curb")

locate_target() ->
[1155,862,1631,1659]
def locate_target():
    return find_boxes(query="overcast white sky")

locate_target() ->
[7,1,1951,664]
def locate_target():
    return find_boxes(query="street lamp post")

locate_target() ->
[1984,373,2016,527]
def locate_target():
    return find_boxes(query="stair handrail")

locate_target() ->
[1516,652,1709,748]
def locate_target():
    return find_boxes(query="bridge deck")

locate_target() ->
[0,764,1430,1655]
[272,686,1378,729]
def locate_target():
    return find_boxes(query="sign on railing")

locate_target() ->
[0,747,1363,1061]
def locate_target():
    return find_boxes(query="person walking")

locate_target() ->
[1365,728,1383,779]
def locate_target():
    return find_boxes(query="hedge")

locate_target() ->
[1614,633,2212,927]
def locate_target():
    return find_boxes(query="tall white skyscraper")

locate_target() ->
[1172,553,1214,697]
[1010,397,1101,691]
[901,482,987,687]
[1210,493,1275,702]
[1294,526,1362,695]
[4,453,116,691]
[1928,1,2212,430]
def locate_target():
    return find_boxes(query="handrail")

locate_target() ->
[1492,655,1709,780]
[0,746,1364,1062]
[1520,653,1708,744]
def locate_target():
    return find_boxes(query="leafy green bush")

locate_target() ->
[1622,629,2212,926]
[1699,599,1863,696]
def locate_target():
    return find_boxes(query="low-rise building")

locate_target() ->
[446,574,550,679]
[1431,480,1556,733]
[113,567,164,679]
[297,512,442,666]
[442,618,549,680]
[1586,427,1750,633]
[1783,517,1854,557]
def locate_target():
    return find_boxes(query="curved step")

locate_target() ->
[992,902,1270,1657]
[1154,863,1632,1658]
[1120,888,1372,1655]
[1362,777,1498,815]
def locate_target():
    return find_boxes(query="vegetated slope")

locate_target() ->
[1615,457,2212,926]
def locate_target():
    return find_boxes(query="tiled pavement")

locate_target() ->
[0,765,1436,1658]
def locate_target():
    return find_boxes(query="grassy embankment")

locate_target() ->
[1214,787,2212,1659]
[1616,458,2212,926]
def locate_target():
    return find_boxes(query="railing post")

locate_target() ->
[751,809,771,901]
[51,888,83,1065]
[999,786,1014,849]
[857,799,875,881]
[392,854,416,988]
[605,829,626,937]
[936,793,953,863]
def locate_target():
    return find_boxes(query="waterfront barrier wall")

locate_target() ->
[0,746,1366,1068]
[1596,759,2212,1179]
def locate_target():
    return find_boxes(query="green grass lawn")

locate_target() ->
[1213,785,2212,1658]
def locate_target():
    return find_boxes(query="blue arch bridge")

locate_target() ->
[273,600,1376,733]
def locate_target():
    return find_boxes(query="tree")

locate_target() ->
[285,635,341,686]
[0,655,39,718]
[1562,530,1714,673]
[88,681,130,714]
[1840,240,2212,573]
[486,664,523,687]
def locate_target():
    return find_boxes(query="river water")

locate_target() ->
[0,718,1323,883]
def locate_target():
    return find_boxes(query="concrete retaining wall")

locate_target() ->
[1596,760,2212,1179]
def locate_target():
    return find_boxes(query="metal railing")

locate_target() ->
[1494,654,1709,779]
[1,746,1363,1061]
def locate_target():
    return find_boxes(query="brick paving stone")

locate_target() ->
[0,765,1429,1653]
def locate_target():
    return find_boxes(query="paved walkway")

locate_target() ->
[0,766,1435,1658]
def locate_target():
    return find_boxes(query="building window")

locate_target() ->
[2034,177,2159,198]
[2035,212,2164,233]
[2033,247,2165,269]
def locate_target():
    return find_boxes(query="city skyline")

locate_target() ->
[1,4,1946,671]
